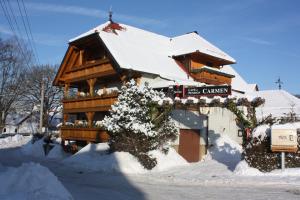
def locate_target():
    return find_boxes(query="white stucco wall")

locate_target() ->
[139,73,166,87]
[200,107,243,144]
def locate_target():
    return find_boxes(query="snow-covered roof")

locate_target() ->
[70,21,235,82]
[170,32,236,63]
[248,90,300,119]
[193,66,235,78]
[149,78,206,89]
[220,65,257,93]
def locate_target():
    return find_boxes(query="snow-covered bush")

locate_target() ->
[102,80,178,170]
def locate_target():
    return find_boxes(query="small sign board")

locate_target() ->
[271,128,298,153]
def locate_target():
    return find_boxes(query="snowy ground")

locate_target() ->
[0,135,300,200]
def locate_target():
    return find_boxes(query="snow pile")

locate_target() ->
[207,134,242,171]
[21,138,45,157]
[272,122,300,130]
[252,124,271,140]
[47,144,68,159]
[0,134,32,149]
[234,160,263,176]
[64,143,187,174]
[0,162,73,200]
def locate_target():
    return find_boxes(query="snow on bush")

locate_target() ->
[251,124,271,143]
[63,143,187,174]
[102,80,178,170]
[0,134,32,149]
[0,162,73,200]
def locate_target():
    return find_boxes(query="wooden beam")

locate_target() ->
[79,49,84,65]
[64,83,70,97]
[63,113,69,125]
[87,78,97,97]
[63,106,112,113]
[85,111,95,127]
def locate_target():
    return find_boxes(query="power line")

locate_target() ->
[19,0,40,65]
[0,0,31,68]
[5,0,31,66]
[16,0,38,65]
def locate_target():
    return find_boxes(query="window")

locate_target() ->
[15,128,17,133]
[3,128,6,133]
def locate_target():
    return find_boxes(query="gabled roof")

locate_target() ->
[69,21,236,82]
[170,32,236,63]
[248,90,300,119]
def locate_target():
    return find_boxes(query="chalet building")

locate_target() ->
[54,18,251,162]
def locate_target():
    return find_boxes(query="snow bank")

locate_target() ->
[0,162,73,200]
[21,138,45,157]
[0,134,32,149]
[235,161,300,177]
[272,122,300,130]
[234,160,263,176]
[207,134,242,171]
[63,143,187,174]
[47,144,68,159]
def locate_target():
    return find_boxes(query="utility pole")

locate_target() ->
[39,78,45,135]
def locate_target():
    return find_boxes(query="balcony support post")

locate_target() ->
[63,113,69,125]
[64,83,70,97]
[87,78,97,97]
[85,111,95,127]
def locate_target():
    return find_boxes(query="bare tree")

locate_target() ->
[22,65,63,130]
[0,37,30,128]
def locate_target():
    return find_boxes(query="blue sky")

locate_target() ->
[0,0,299,94]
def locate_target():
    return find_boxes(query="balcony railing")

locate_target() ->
[63,93,118,113]
[60,126,109,142]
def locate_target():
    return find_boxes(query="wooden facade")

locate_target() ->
[174,52,234,85]
[54,34,126,144]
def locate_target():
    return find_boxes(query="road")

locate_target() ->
[1,146,300,200]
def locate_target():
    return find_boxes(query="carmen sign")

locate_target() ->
[173,85,231,97]
[185,86,231,96]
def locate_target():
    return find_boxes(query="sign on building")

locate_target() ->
[271,128,298,153]
[157,85,231,98]
[184,85,231,97]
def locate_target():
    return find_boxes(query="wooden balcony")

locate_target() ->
[63,94,118,113]
[191,70,232,85]
[60,126,110,142]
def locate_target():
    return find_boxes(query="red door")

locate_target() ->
[178,129,200,162]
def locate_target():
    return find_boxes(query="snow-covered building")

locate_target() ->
[54,17,284,162]
[1,113,38,134]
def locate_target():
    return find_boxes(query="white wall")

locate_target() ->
[200,107,243,144]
